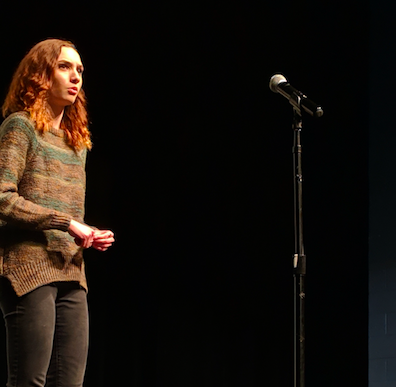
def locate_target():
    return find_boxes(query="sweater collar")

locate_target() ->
[49,127,66,138]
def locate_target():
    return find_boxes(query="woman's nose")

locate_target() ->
[71,69,81,84]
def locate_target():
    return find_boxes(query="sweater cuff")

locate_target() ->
[50,213,72,232]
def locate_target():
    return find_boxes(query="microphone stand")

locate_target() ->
[292,98,306,387]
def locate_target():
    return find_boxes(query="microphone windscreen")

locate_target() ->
[269,74,287,93]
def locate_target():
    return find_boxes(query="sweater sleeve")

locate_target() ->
[0,115,72,232]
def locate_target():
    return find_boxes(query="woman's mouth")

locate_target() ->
[68,87,78,96]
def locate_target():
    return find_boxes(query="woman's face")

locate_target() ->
[48,46,84,114]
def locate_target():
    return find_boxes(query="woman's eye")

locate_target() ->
[59,64,68,70]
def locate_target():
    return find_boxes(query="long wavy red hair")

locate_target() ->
[2,39,92,150]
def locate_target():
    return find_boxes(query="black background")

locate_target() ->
[0,1,368,386]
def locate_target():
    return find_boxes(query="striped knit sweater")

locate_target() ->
[0,112,88,296]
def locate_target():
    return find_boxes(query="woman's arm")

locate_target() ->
[0,117,71,231]
[0,116,105,249]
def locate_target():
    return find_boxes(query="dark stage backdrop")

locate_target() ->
[0,2,368,386]
[369,1,396,386]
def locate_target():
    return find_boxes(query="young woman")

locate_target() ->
[0,39,115,386]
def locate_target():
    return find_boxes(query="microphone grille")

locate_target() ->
[269,74,287,93]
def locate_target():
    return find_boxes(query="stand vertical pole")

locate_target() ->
[293,107,306,387]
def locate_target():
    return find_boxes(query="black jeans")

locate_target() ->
[0,278,89,387]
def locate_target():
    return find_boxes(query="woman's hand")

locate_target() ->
[68,219,95,248]
[92,229,115,252]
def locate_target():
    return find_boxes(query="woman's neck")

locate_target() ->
[48,105,65,130]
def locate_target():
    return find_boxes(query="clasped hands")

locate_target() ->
[68,219,115,251]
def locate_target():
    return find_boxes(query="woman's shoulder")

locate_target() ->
[0,111,36,138]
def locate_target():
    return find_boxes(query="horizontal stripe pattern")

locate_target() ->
[0,112,88,296]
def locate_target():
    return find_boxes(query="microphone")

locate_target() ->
[269,74,323,118]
